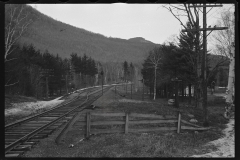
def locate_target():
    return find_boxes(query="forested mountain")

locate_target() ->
[128,37,154,44]
[17,5,158,63]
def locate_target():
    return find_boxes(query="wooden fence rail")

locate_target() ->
[85,112,181,138]
[84,111,210,138]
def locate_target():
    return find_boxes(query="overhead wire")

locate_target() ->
[207,5,234,27]
[207,7,213,14]
[207,7,222,20]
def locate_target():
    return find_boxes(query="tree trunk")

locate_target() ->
[175,81,179,108]
[181,83,184,102]
[188,84,191,104]
[224,44,235,119]
[153,66,157,100]
[164,84,167,98]
[194,83,201,108]
[166,84,168,99]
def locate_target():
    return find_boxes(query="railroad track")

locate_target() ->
[5,86,112,157]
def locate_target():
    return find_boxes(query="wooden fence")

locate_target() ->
[83,111,210,138]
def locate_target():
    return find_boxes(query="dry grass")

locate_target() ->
[72,130,221,157]
[22,87,228,157]
[5,95,38,109]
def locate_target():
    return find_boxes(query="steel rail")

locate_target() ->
[55,87,111,144]
[5,86,111,154]
[55,87,109,144]
[5,87,99,129]
[5,94,88,153]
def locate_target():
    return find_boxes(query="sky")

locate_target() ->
[28,3,234,45]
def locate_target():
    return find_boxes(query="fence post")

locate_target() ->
[86,112,91,138]
[125,113,129,134]
[177,112,181,133]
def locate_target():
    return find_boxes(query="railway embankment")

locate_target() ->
[5,92,81,125]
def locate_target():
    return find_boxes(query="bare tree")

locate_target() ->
[5,4,33,87]
[224,43,235,119]
[5,4,33,62]
[210,9,235,118]
[211,10,234,58]
[147,47,163,100]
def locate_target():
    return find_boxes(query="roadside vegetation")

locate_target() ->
[72,89,228,157]
[23,88,228,157]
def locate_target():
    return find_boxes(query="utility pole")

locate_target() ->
[182,3,228,126]
[202,3,208,126]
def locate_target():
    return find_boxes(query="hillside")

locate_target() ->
[128,37,154,44]
[17,5,158,63]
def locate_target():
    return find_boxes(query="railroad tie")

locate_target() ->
[12,145,32,151]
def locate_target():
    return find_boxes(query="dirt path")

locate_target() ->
[191,119,234,157]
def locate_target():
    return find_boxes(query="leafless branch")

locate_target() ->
[5,57,17,62]
[169,4,186,11]
[5,81,19,87]
[163,5,195,38]
[5,4,33,62]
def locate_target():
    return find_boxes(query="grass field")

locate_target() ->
[23,87,229,157]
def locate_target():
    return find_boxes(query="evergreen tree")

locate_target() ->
[82,54,88,75]
[178,22,200,84]
[141,57,154,90]
[123,61,129,81]
[178,22,202,105]
[129,62,134,81]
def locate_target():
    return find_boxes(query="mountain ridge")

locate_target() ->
[128,37,154,44]
[18,5,159,63]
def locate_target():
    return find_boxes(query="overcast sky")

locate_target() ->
[28,3,234,45]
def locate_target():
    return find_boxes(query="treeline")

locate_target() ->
[69,53,98,89]
[5,43,142,99]
[5,43,100,98]
[141,22,229,103]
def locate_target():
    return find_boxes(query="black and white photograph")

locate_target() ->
[4,3,235,158]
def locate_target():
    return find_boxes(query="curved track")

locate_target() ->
[5,86,112,157]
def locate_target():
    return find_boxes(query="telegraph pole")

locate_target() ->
[202,3,208,126]
[182,4,228,126]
